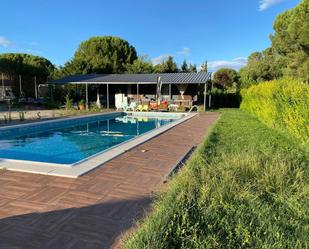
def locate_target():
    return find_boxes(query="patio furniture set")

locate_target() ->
[115,93,193,112]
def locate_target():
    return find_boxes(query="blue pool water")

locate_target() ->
[0,113,178,164]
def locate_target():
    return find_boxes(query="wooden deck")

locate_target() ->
[0,112,219,249]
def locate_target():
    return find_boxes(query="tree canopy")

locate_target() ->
[239,0,309,86]
[271,0,309,81]
[213,68,239,89]
[154,56,178,73]
[0,53,54,77]
[188,64,197,73]
[0,53,55,97]
[181,60,189,72]
[125,55,154,74]
[200,61,208,72]
[67,36,137,74]
[238,48,285,88]
[180,60,197,73]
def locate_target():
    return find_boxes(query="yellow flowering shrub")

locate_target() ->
[241,78,309,144]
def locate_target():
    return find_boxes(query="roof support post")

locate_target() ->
[136,83,139,103]
[106,83,109,109]
[156,76,162,111]
[85,83,89,110]
[169,83,172,102]
[208,80,213,108]
[50,84,55,100]
[19,74,23,98]
[34,76,38,99]
[1,73,4,98]
[204,82,207,112]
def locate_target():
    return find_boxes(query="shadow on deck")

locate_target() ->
[0,196,151,249]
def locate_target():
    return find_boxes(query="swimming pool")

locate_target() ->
[0,112,197,178]
[0,112,194,177]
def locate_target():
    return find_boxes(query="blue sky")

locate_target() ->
[0,0,300,71]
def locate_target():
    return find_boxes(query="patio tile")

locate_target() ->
[0,112,219,248]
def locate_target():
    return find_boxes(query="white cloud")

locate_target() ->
[207,57,247,71]
[0,37,43,56]
[25,48,42,55]
[259,0,285,11]
[176,47,191,56]
[0,36,14,48]
[152,47,191,65]
[151,54,171,65]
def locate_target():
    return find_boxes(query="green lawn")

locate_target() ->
[122,109,309,249]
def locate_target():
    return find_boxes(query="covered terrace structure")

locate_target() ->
[48,72,212,111]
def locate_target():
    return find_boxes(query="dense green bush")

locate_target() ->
[241,78,309,144]
[211,92,241,108]
[122,109,309,249]
[43,97,60,109]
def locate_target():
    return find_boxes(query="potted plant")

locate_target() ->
[78,99,86,110]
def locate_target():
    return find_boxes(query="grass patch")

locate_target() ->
[122,109,309,249]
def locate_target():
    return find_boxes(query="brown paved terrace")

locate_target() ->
[0,112,219,249]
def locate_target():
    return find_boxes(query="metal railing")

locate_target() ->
[188,105,199,113]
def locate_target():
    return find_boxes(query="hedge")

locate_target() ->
[240,78,309,144]
[211,92,241,108]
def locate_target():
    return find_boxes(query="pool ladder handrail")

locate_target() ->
[188,105,198,113]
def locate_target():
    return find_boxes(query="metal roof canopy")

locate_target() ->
[48,72,211,85]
